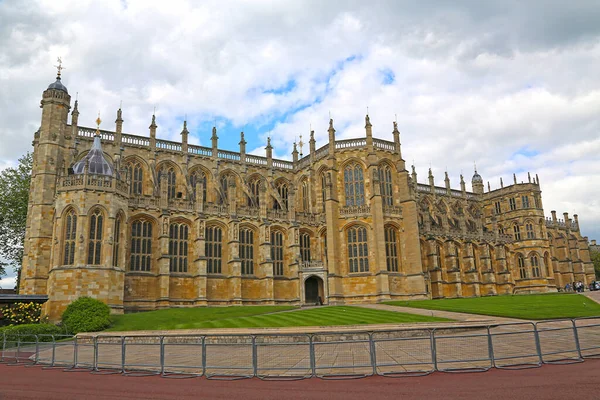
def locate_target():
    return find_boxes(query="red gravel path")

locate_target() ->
[1,360,598,400]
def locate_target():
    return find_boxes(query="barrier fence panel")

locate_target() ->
[0,332,18,364]
[123,336,161,376]
[35,335,61,366]
[255,334,312,380]
[47,337,76,369]
[489,323,542,369]
[204,335,254,379]
[536,320,582,364]
[573,317,600,359]
[433,328,492,372]
[372,329,434,377]
[4,334,38,365]
[312,332,373,379]
[162,336,204,378]
[93,336,123,374]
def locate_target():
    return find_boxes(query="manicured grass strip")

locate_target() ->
[385,293,600,320]
[179,306,450,329]
[107,305,450,332]
[107,306,295,331]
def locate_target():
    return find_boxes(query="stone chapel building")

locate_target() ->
[19,73,596,320]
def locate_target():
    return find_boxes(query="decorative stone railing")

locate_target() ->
[129,196,159,208]
[122,133,150,147]
[299,260,326,270]
[204,203,229,215]
[237,206,260,218]
[297,155,311,169]
[335,138,366,150]
[416,183,476,200]
[168,198,194,211]
[273,159,294,170]
[267,209,288,221]
[340,205,371,218]
[156,139,182,152]
[419,224,513,244]
[295,212,325,225]
[78,127,115,141]
[246,154,267,166]
[58,174,128,197]
[218,150,241,161]
[545,218,569,229]
[188,144,212,156]
[383,205,402,217]
[314,145,329,161]
[373,138,395,151]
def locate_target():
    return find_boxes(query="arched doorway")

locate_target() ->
[304,276,324,305]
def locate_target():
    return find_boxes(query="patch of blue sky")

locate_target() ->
[511,146,540,159]
[379,68,395,85]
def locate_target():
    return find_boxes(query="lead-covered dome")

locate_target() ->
[47,76,68,93]
[72,135,114,176]
[472,171,483,184]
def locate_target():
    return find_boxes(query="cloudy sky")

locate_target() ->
[1,0,599,287]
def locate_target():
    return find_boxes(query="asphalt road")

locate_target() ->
[0,360,598,400]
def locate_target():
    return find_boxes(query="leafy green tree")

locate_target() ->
[591,249,600,280]
[0,153,32,290]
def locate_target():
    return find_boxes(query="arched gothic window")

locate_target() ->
[301,180,309,212]
[274,181,288,210]
[169,223,189,273]
[513,224,521,241]
[127,162,143,195]
[434,243,442,269]
[248,178,260,207]
[240,228,255,275]
[517,254,527,279]
[112,215,122,267]
[544,252,551,277]
[321,173,327,211]
[190,170,207,203]
[220,174,230,205]
[347,226,369,273]
[379,165,393,206]
[384,226,399,272]
[531,254,540,278]
[130,220,152,271]
[158,166,176,200]
[206,226,223,274]
[526,222,535,239]
[344,163,365,206]
[271,230,284,276]
[300,233,311,262]
[63,209,77,265]
[87,209,103,265]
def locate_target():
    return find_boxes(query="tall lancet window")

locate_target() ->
[190,170,207,203]
[219,174,229,205]
[248,178,260,207]
[158,166,176,200]
[274,181,288,210]
[169,223,189,273]
[271,230,284,276]
[344,163,365,206]
[301,180,309,212]
[63,209,77,265]
[127,162,143,195]
[380,165,393,206]
[347,226,369,273]
[87,209,103,265]
[321,173,327,211]
[130,220,152,272]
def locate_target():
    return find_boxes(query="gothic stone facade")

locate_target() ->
[19,76,597,320]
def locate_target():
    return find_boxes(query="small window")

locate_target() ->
[526,223,535,239]
[87,209,103,265]
[509,198,516,211]
[531,255,540,278]
[300,233,311,262]
[522,195,530,208]
[517,255,527,279]
[494,201,501,215]
[513,225,521,241]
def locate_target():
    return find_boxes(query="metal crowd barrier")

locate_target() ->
[1,316,600,380]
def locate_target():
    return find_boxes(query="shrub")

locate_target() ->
[1,302,43,325]
[61,297,111,334]
[0,323,67,343]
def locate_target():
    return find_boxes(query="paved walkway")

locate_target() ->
[583,291,600,305]
[353,303,522,323]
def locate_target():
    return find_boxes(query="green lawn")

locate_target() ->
[107,305,449,332]
[385,293,600,320]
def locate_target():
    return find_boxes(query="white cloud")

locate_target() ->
[0,0,599,240]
